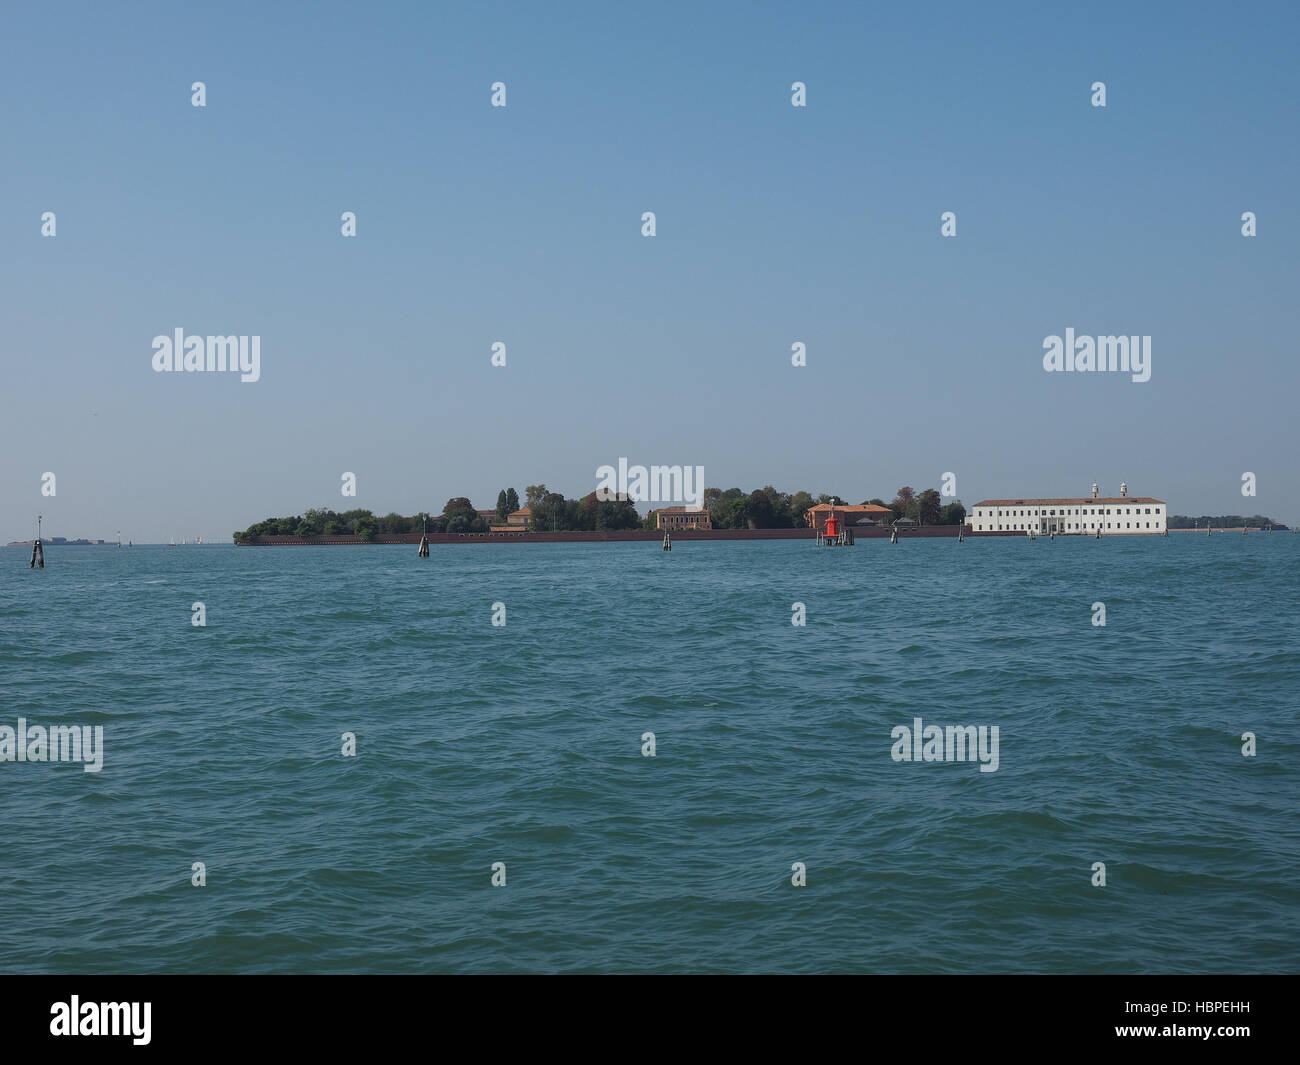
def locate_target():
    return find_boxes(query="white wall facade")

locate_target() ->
[969,499,1166,534]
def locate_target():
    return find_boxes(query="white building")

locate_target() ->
[969,483,1166,535]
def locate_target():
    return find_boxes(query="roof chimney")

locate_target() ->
[1120,482,1127,497]
[1091,482,1098,499]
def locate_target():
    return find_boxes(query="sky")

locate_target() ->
[2,0,1297,541]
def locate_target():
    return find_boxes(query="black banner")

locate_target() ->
[1,975,1284,1052]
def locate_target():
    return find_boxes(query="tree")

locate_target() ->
[709,488,745,527]
[505,487,520,514]
[495,490,509,521]
[746,489,775,528]
[562,497,583,531]
[443,497,476,519]
[608,495,641,529]
[341,509,373,534]
[525,485,549,510]
[303,507,335,534]
[890,486,916,521]
[761,485,792,527]
[530,491,573,531]
[939,500,966,525]
[917,489,942,525]
[790,491,814,528]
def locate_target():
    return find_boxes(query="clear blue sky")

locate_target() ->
[3,0,1297,540]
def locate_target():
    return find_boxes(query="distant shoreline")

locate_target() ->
[10,527,1284,548]
[5,540,109,547]
[8,528,1285,549]
[239,528,965,545]
[228,526,1198,546]
[236,526,1290,545]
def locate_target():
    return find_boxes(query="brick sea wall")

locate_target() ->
[237,526,998,545]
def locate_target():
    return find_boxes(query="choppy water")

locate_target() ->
[2,537,1297,973]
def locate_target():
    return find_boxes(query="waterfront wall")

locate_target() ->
[237,526,998,545]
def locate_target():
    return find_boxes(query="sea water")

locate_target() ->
[1,537,1296,973]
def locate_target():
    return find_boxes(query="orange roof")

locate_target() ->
[806,503,892,513]
[509,508,532,517]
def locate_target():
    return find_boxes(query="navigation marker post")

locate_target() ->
[417,512,430,557]
[30,515,44,569]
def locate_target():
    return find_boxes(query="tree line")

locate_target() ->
[689,485,966,529]
[1168,514,1283,529]
[233,485,640,541]
[233,484,969,541]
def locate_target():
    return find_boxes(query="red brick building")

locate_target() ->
[656,506,713,531]
[804,503,892,531]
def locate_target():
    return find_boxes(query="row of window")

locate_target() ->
[985,507,1161,517]
[975,522,1161,531]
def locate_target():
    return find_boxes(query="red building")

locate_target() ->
[804,503,892,531]
[656,506,713,531]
